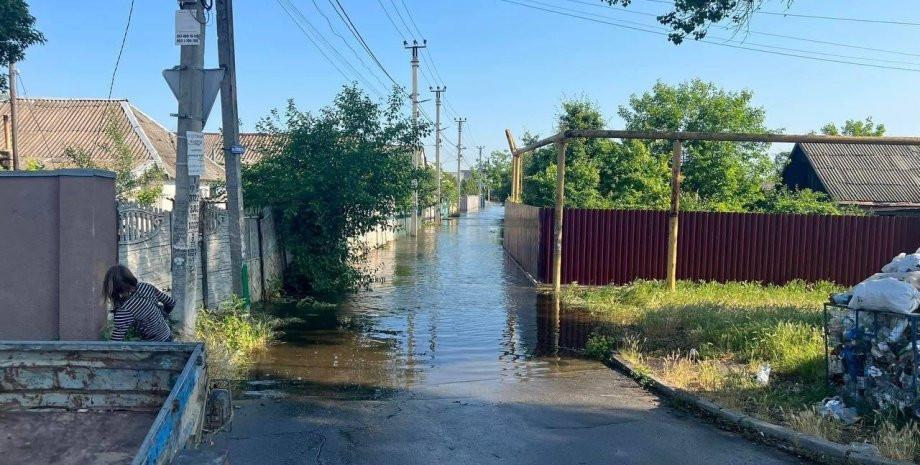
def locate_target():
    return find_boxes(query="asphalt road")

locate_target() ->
[211,206,807,465]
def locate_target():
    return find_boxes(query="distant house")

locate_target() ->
[0,98,224,209]
[203,132,280,166]
[782,142,920,215]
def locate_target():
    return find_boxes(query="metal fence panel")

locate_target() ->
[504,206,920,286]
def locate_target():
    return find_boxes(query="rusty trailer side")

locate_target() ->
[0,341,208,465]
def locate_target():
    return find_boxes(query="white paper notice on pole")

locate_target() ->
[175,10,201,46]
[187,131,205,176]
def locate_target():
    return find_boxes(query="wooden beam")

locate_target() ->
[553,140,567,294]
[666,140,682,292]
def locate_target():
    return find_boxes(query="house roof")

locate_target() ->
[203,132,279,165]
[0,98,224,182]
[795,142,920,207]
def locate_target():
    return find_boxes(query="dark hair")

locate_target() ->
[103,265,138,309]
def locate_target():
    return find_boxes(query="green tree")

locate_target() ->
[619,79,773,210]
[243,86,427,294]
[482,150,512,201]
[1,0,45,92]
[820,117,885,137]
[604,0,792,44]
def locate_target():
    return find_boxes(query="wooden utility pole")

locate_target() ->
[666,140,682,291]
[552,140,566,294]
[454,117,466,213]
[216,0,246,298]
[430,86,446,221]
[404,40,426,236]
[171,0,206,336]
[8,62,19,171]
[504,129,518,202]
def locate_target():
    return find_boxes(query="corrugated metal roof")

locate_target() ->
[799,142,920,206]
[0,98,223,182]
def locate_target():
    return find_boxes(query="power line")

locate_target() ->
[501,0,920,72]
[310,0,388,89]
[276,1,354,85]
[544,0,920,66]
[636,0,920,26]
[91,0,135,155]
[564,0,920,59]
[329,0,404,92]
[15,73,53,159]
[279,0,385,96]
[377,0,409,41]
[389,0,416,38]
[398,0,425,38]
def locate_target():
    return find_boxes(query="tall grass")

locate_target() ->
[567,280,920,462]
[195,296,282,379]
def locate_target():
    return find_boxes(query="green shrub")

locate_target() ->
[584,333,616,361]
[195,296,282,379]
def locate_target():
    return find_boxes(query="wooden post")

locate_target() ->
[516,154,523,202]
[216,0,246,297]
[666,140,682,292]
[8,62,19,171]
[553,139,567,294]
[504,129,518,202]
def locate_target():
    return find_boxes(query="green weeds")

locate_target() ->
[195,296,283,379]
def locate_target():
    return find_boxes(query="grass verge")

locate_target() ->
[567,279,920,463]
[195,296,283,379]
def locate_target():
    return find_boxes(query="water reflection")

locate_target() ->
[251,206,605,395]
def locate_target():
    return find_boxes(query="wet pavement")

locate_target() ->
[213,206,806,464]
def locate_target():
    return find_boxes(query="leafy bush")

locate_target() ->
[195,296,282,379]
[244,86,428,294]
[584,333,615,361]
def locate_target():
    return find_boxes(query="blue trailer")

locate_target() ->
[0,341,227,465]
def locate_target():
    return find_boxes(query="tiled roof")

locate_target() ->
[0,98,223,182]
[798,142,920,206]
[203,132,280,165]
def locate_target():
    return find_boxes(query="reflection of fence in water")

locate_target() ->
[534,294,599,355]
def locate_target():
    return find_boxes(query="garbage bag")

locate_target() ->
[881,251,920,273]
[849,277,920,314]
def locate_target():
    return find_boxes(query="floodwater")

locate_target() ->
[220,205,805,464]
[250,205,601,395]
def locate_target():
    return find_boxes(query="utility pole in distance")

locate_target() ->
[404,40,426,236]
[454,117,466,214]
[216,0,246,299]
[430,86,446,221]
[477,145,484,207]
[171,0,206,336]
[8,62,18,170]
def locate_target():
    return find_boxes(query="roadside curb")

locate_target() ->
[607,354,911,465]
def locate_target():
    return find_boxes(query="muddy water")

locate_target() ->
[250,206,602,395]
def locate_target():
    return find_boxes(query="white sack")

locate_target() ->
[881,250,920,273]
[849,277,920,314]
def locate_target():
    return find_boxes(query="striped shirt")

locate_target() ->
[111,282,176,342]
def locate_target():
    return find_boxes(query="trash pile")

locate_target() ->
[825,249,920,417]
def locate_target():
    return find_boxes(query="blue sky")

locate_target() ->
[17,0,920,169]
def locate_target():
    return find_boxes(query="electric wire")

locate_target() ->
[500,0,920,72]
[310,0,388,89]
[329,0,404,91]
[561,0,920,62]
[377,0,409,41]
[16,73,54,160]
[636,0,920,26]
[388,0,416,39]
[91,0,135,155]
[278,0,385,97]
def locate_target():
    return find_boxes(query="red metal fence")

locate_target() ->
[504,203,920,286]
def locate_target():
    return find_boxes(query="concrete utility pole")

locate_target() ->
[404,40,426,236]
[430,86,446,221]
[477,145,484,206]
[216,0,246,298]
[454,117,466,213]
[171,0,206,336]
[8,62,19,171]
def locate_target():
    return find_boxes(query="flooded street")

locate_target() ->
[215,206,805,464]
